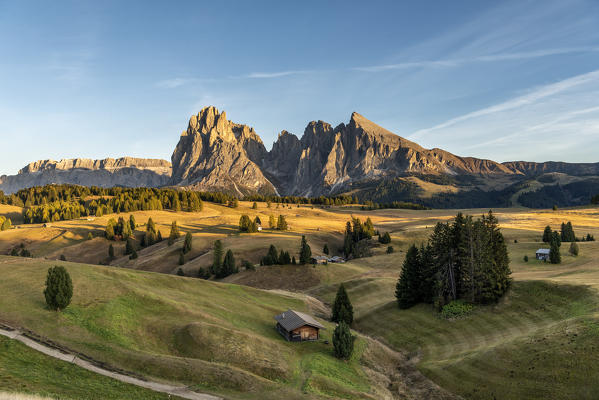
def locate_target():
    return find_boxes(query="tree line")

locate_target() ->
[396,211,511,310]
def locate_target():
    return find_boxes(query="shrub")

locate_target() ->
[440,300,474,319]
[524,255,529,262]
[129,248,138,260]
[386,246,394,254]
[59,254,66,261]
[198,267,210,280]
[44,266,73,311]
[242,259,255,270]
[176,267,184,276]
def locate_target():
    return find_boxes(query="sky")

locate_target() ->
[1,0,598,175]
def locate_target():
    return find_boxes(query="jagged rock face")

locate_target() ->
[170,106,276,195]
[170,107,599,197]
[0,158,171,194]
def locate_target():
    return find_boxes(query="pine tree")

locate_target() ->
[364,217,375,238]
[129,214,136,231]
[211,240,224,276]
[331,284,354,324]
[125,238,134,255]
[183,232,192,254]
[168,221,180,246]
[550,235,561,264]
[542,226,552,243]
[178,252,185,265]
[343,221,353,257]
[263,244,279,265]
[221,249,237,278]
[44,266,73,311]
[277,215,288,230]
[395,245,421,309]
[378,232,391,244]
[108,244,114,260]
[299,235,312,264]
[323,244,329,255]
[333,321,353,360]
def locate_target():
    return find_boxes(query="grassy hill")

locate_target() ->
[0,256,416,400]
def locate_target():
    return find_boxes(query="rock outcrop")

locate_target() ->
[0,157,171,194]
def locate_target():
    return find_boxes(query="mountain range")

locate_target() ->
[2,106,599,208]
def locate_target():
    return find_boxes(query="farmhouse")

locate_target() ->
[536,248,551,261]
[274,309,324,342]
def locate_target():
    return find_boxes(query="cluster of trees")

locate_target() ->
[331,284,354,360]
[10,243,32,257]
[396,212,511,309]
[543,222,595,243]
[378,232,391,244]
[343,217,374,259]
[243,194,357,206]
[239,215,261,233]
[361,200,428,211]
[23,201,87,224]
[205,240,237,279]
[105,216,134,240]
[0,216,12,230]
[261,245,293,266]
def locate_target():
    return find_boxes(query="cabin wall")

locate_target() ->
[292,325,319,341]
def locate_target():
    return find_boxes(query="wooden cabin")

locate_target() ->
[274,309,324,342]
[536,248,550,261]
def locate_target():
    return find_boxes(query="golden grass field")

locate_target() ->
[1,200,599,399]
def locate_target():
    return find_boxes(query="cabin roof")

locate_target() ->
[536,248,551,255]
[274,309,325,331]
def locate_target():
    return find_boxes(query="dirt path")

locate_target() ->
[0,326,220,400]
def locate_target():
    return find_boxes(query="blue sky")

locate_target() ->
[1,0,598,175]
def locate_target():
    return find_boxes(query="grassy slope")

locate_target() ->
[0,256,390,400]
[0,336,178,400]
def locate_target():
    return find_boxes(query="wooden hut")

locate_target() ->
[274,309,324,342]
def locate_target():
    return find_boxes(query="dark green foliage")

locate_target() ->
[129,214,136,231]
[168,221,180,246]
[592,194,599,204]
[551,231,562,248]
[299,236,312,264]
[277,215,288,230]
[395,245,422,309]
[586,233,595,241]
[262,244,279,265]
[220,249,238,278]
[378,232,391,244]
[108,244,114,260]
[440,300,474,319]
[332,321,353,360]
[43,266,73,311]
[331,284,354,325]
[10,247,19,256]
[239,214,258,233]
[396,212,511,309]
[387,246,394,254]
[569,242,579,256]
[144,217,158,246]
[553,205,558,211]
[278,250,291,265]
[183,232,192,254]
[560,221,576,242]
[291,256,297,265]
[59,254,66,261]
[252,202,258,209]
[104,217,131,241]
[211,240,224,276]
[542,226,552,243]
[177,267,185,276]
[323,244,329,255]
[550,234,561,264]
[198,267,210,280]
[343,218,373,259]
[124,238,134,255]
[129,248,138,260]
[178,252,185,266]
[524,255,529,262]
[241,259,255,270]
[20,249,32,257]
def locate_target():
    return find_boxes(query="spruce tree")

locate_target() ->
[221,249,237,278]
[183,232,192,254]
[44,266,73,311]
[395,245,421,309]
[178,252,185,265]
[550,236,561,264]
[125,238,134,255]
[168,221,180,246]
[323,244,329,255]
[299,235,312,264]
[129,214,136,231]
[211,240,223,276]
[331,284,354,324]
[108,244,114,260]
[542,226,552,243]
[333,321,353,360]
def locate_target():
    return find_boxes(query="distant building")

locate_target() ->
[328,256,345,263]
[257,226,262,231]
[311,256,328,264]
[536,248,551,261]
[274,309,324,342]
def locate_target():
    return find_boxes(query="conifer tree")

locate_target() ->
[125,238,134,255]
[323,244,329,255]
[299,235,312,264]
[542,225,552,243]
[168,221,180,246]
[277,215,288,230]
[129,214,136,231]
[550,235,561,264]
[178,252,185,265]
[269,214,276,229]
[108,244,114,260]
[331,284,354,324]
[129,247,138,260]
[44,266,73,311]
[1,217,11,231]
[177,267,184,276]
[395,245,421,309]
[87,232,93,240]
[221,249,237,278]
[211,240,223,276]
[569,242,579,256]
[252,202,258,209]
[333,321,353,360]
[183,232,192,254]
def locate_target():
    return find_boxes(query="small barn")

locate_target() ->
[311,256,328,264]
[274,309,324,342]
[536,248,551,261]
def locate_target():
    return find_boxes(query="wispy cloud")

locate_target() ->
[156,78,194,88]
[242,70,312,79]
[354,46,599,72]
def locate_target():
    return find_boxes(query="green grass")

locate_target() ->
[355,280,599,399]
[0,336,177,400]
[0,256,380,400]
